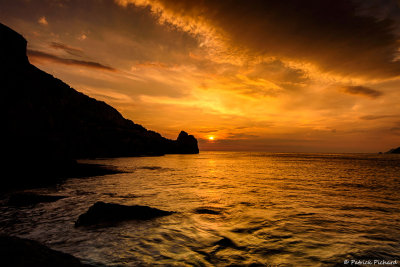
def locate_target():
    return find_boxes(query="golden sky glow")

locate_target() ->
[1,0,400,152]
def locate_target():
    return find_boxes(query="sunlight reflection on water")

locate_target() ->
[1,152,399,266]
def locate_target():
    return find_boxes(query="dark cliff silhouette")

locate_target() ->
[1,23,198,189]
[386,147,400,154]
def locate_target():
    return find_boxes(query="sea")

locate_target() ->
[0,152,399,266]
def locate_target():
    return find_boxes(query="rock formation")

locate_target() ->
[0,235,93,267]
[0,23,198,189]
[75,201,174,227]
[193,207,223,215]
[175,131,200,154]
[386,147,400,154]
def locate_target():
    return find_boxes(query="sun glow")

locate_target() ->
[208,136,215,141]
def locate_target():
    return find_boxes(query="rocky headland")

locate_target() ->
[386,147,400,154]
[0,23,198,190]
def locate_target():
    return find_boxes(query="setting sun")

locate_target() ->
[1,1,400,266]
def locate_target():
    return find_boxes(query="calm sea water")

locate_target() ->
[1,152,399,266]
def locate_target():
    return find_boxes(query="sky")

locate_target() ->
[1,0,400,152]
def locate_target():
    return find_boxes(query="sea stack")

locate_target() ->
[176,131,200,154]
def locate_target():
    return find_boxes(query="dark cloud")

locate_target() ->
[0,0,199,66]
[198,129,220,133]
[341,85,383,98]
[251,60,308,83]
[360,114,394,120]
[225,133,259,139]
[153,0,400,79]
[354,0,400,27]
[247,60,309,91]
[50,42,83,57]
[28,50,116,71]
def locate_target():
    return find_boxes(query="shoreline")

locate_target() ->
[0,235,94,267]
[1,161,124,193]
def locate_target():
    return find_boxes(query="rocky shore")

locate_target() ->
[0,22,198,190]
[0,235,93,267]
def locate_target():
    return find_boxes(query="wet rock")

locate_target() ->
[137,166,164,170]
[7,193,66,207]
[193,207,222,215]
[213,237,238,248]
[75,201,174,227]
[0,235,93,267]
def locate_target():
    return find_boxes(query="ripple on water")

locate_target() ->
[0,152,399,266]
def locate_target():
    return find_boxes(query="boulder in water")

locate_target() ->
[193,207,222,215]
[213,236,238,248]
[75,201,174,227]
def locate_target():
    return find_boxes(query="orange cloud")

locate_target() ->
[116,0,400,80]
[3,0,399,152]
[38,16,48,26]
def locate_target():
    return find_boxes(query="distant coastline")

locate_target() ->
[386,147,400,154]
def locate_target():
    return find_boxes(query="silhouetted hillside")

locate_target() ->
[0,23,198,189]
[386,147,400,154]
